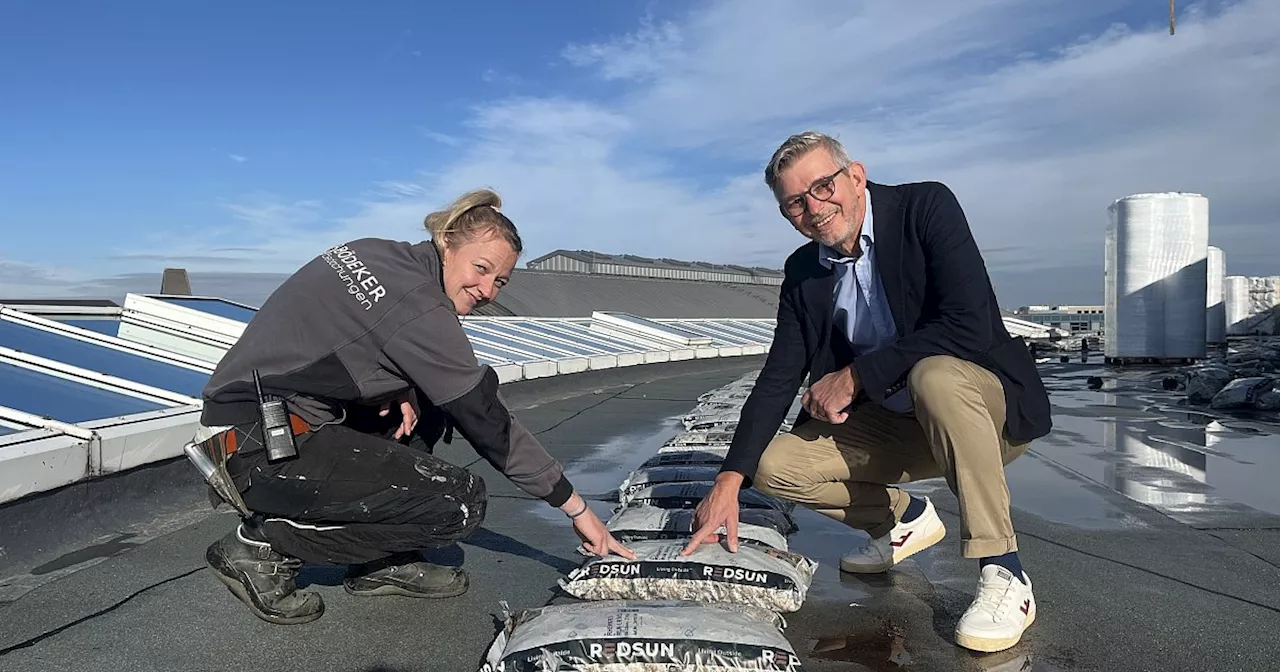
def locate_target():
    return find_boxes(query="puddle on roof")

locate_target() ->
[1028,366,1280,527]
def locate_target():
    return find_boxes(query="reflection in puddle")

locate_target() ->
[809,624,911,668]
[808,631,1066,671]
[1028,368,1280,526]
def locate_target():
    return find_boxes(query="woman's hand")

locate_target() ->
[379,391,418,440]
[561,494,636,559]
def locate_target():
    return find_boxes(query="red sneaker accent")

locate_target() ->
[889,531,913,548]
[1020,599,1031,615]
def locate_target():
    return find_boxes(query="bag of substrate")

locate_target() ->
[606,503,795,551]
[618,465,723,499]
[698,389,750,403]
[685,416,739,431]
[684,400,741,417]
[558,540,817,613]
[660,435,733,450]
[478,600,803,671]
[625,482,795,514]
[640,448,728,469]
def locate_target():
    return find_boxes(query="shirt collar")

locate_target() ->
[818,188,874,268]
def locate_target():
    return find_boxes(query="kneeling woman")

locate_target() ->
[196,188,632,624]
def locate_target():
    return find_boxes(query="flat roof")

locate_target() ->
[2,360,1279,671]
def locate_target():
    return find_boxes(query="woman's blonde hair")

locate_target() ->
[423,188,523,254]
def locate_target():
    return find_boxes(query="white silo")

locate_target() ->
[1104,192,1209,360]
[1206,246,1226,343]
[1224,275,1250,335]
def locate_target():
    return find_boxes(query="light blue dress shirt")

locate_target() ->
[818,189,913,413]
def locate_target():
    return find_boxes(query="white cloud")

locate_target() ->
[99,195,342,277]
[0,258,82,293]
[228,154,248,163]
[480,68,522,85]
[88,0,1280,308]
[562,17,683,81]
[221,195,325,231]
[416,126,462,146]
[344,1,1277,299]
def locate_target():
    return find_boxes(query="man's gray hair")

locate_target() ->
[764,131,853,192]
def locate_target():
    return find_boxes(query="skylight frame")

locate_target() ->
[123,293,252,339]
[1,307,217,372]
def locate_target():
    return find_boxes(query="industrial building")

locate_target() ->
[526,249,786,286]
[1012,305,1104,334]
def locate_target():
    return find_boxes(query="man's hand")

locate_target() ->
[682,472,745,556]
[380,391,418,440]
[801,365,860,424]
[563,494,636,559]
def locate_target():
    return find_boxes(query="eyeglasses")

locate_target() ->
[778,166,848,218]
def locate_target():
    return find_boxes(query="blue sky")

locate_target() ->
[2,0,1277,308]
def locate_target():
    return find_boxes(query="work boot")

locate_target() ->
[344,552,468,598]
[205,524,325,625]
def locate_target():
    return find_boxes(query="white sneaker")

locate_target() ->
[955,565,1036,652]
[839,496,946,573]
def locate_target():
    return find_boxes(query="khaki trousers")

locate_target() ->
[754,355,1030,558]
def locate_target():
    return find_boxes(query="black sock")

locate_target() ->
[980,552,1026,584]
[900,495,926,523]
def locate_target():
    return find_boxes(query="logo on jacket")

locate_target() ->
[322,244,386,310]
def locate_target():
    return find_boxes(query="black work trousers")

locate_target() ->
[224,402,487,565]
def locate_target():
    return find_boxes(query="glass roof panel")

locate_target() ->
[729,321,776,339]
[597,312,712,343]
[0,424,17,436]
[699,321,766,344]
[158,297,258,323]
[666,321,750,345]
[462,326,566,361]
[0,320,210,397]
[694,320,767,340]
[471,322,607,357]
[533,321,645,351]
[502,321,624,353]
[472,348,510,366]
[468,339,530,364]
[555,320,672,351]
[0,361,170,423]
[56,317,122,338]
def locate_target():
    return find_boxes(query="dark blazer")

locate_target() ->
[721,180,1052,483]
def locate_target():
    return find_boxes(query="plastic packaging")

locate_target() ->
[606,503,796,551]
[659,436,733,451]
[478,600,803,671]
[624,482,794,513]
[559,541,817,613]
[641,448,730,469]
[619,466,724,500]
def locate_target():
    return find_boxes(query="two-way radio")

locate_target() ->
[253,369,298,462]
